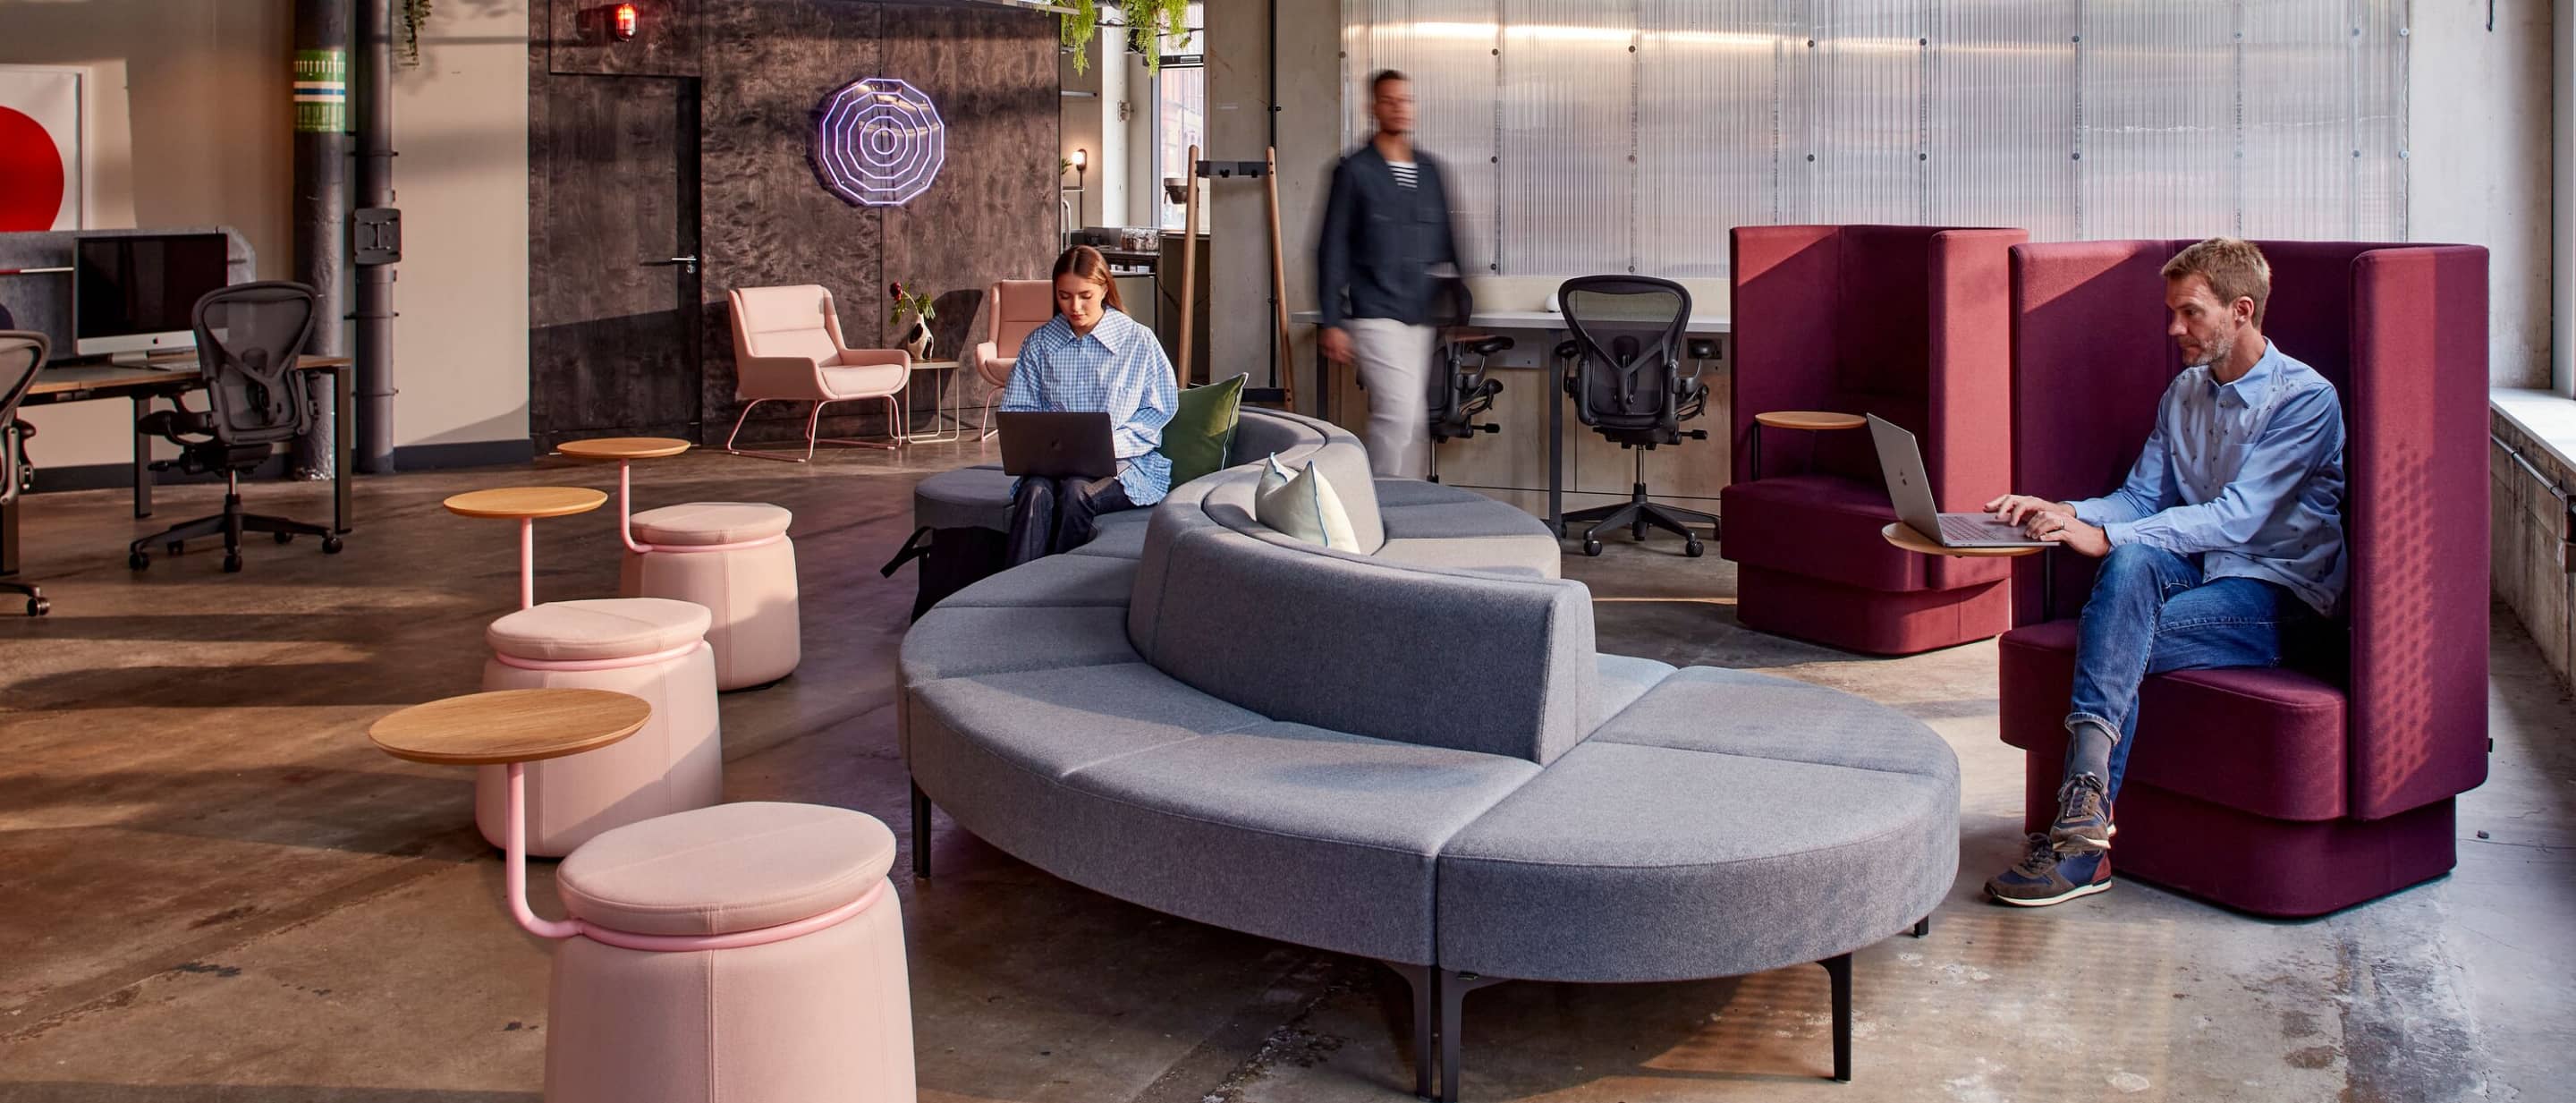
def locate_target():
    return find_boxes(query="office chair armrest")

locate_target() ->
[135,405,214,443]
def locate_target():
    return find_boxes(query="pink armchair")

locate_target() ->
[972,279,1053,438]
[724,284,911,462]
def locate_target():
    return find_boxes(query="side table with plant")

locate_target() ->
[888,282,937,361]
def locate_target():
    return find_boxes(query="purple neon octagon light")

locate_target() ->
[814,77,945,207]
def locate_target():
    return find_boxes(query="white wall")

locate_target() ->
[8,0,530,468]
[1208,0,1337,400]
[389,0,530,448]
[4,0,292,467]
[2412,0,2556,389]
[1061,49,1103,230]
[1097,47,1131,227]
[2557,0,2574,396]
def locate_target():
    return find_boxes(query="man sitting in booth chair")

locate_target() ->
[1983,237,2347,908]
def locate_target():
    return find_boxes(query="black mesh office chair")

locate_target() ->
[1425,276,1508,483]
[128,282,343,573]
[1,330,49,615]
[1554,275,1717,557]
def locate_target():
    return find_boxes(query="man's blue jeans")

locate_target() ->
[2069,544,2313,800]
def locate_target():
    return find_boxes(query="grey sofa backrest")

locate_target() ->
[1229,408,1385,552]
[1129,470,1597,765]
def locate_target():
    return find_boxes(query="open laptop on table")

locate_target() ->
[1868,414,2051,549]
[996,411,1118,480]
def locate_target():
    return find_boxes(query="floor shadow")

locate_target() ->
[4,662,478,710]
[0,1086,537,1103]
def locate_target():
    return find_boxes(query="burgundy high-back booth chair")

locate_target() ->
[1723,225,2029,654]
[2000,239,2489,917]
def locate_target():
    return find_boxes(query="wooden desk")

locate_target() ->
[22,354,354,528]
[1292,311,1732,533]
[4,354,353,581]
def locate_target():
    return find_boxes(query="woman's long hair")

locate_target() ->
[1052,245,1123,313]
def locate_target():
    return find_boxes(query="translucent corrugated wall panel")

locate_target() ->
[1496,0,1635,275]
[2351,0,2409,240]
[1931,0,2077,240]
[1359,2,1504,273]
[2242,0,2349,240]
[2080,4,2238,241]
[1637,0,1794,278]
[1818,0,1928,225]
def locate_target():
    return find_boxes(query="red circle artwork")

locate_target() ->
[0,106,67,231]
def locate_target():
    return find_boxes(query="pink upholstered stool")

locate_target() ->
[368,691,916,1103]
[616,501,801,691]
[547,802,914,1102]
[479,598,723,856]
[556,437,802,692]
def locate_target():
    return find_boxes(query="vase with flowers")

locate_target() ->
[888,281,937,361]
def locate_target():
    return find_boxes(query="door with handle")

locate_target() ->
[530,75,704,450]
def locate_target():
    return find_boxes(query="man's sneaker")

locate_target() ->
[2050,773,2114,853]
[1986,833,2114,907]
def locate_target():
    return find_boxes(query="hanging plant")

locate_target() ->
[400,0,432,68]
[1062,0,1192,75]
[1061,0,1100,74]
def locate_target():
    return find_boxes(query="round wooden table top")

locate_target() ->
[442,487,608,520]
[1755,410,1868,431]
[1881,522,2047,558]
[369,689,652,766]
[556,437,692,461]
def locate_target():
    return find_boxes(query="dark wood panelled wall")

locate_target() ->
[529,0,1058,446]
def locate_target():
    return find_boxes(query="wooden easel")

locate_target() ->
[1174,145,1296,410]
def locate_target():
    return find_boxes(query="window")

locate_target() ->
[1156,7,1208,232]
[1344,2,2411,279]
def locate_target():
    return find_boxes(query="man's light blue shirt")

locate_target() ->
[998,308,1178,505]
[2069,341,2348,616]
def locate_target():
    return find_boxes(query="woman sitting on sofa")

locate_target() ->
[997,245,1179,564]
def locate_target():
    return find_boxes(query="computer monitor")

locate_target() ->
[74,233,231,364]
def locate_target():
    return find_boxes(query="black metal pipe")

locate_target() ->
[292,0,350,478]
[352,0,396,474]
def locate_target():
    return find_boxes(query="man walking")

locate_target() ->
[1316,69,1463,479]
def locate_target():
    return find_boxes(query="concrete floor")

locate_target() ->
[1,437,2568,1102]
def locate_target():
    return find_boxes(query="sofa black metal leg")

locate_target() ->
[1436,969,1506,1103]
[1911,916,1930,938]
[1385,963,1435,1099]
[1819,954,1852,1082]
[910,779,932,880]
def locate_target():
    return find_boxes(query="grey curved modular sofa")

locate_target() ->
[899,409,1959,1100]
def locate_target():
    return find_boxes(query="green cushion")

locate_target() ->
[1158,374,1245,488]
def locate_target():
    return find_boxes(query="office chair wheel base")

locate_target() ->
[1632,521,1649,542]
[322,536,344,555]
[1684,539,1704,558]
[25,598,47,616]
[275,531,294,545]
[128,551,149,571]
[223,555,243,573]
[1582,539,1604,557]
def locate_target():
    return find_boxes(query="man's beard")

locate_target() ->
[2185,329,2233,369]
